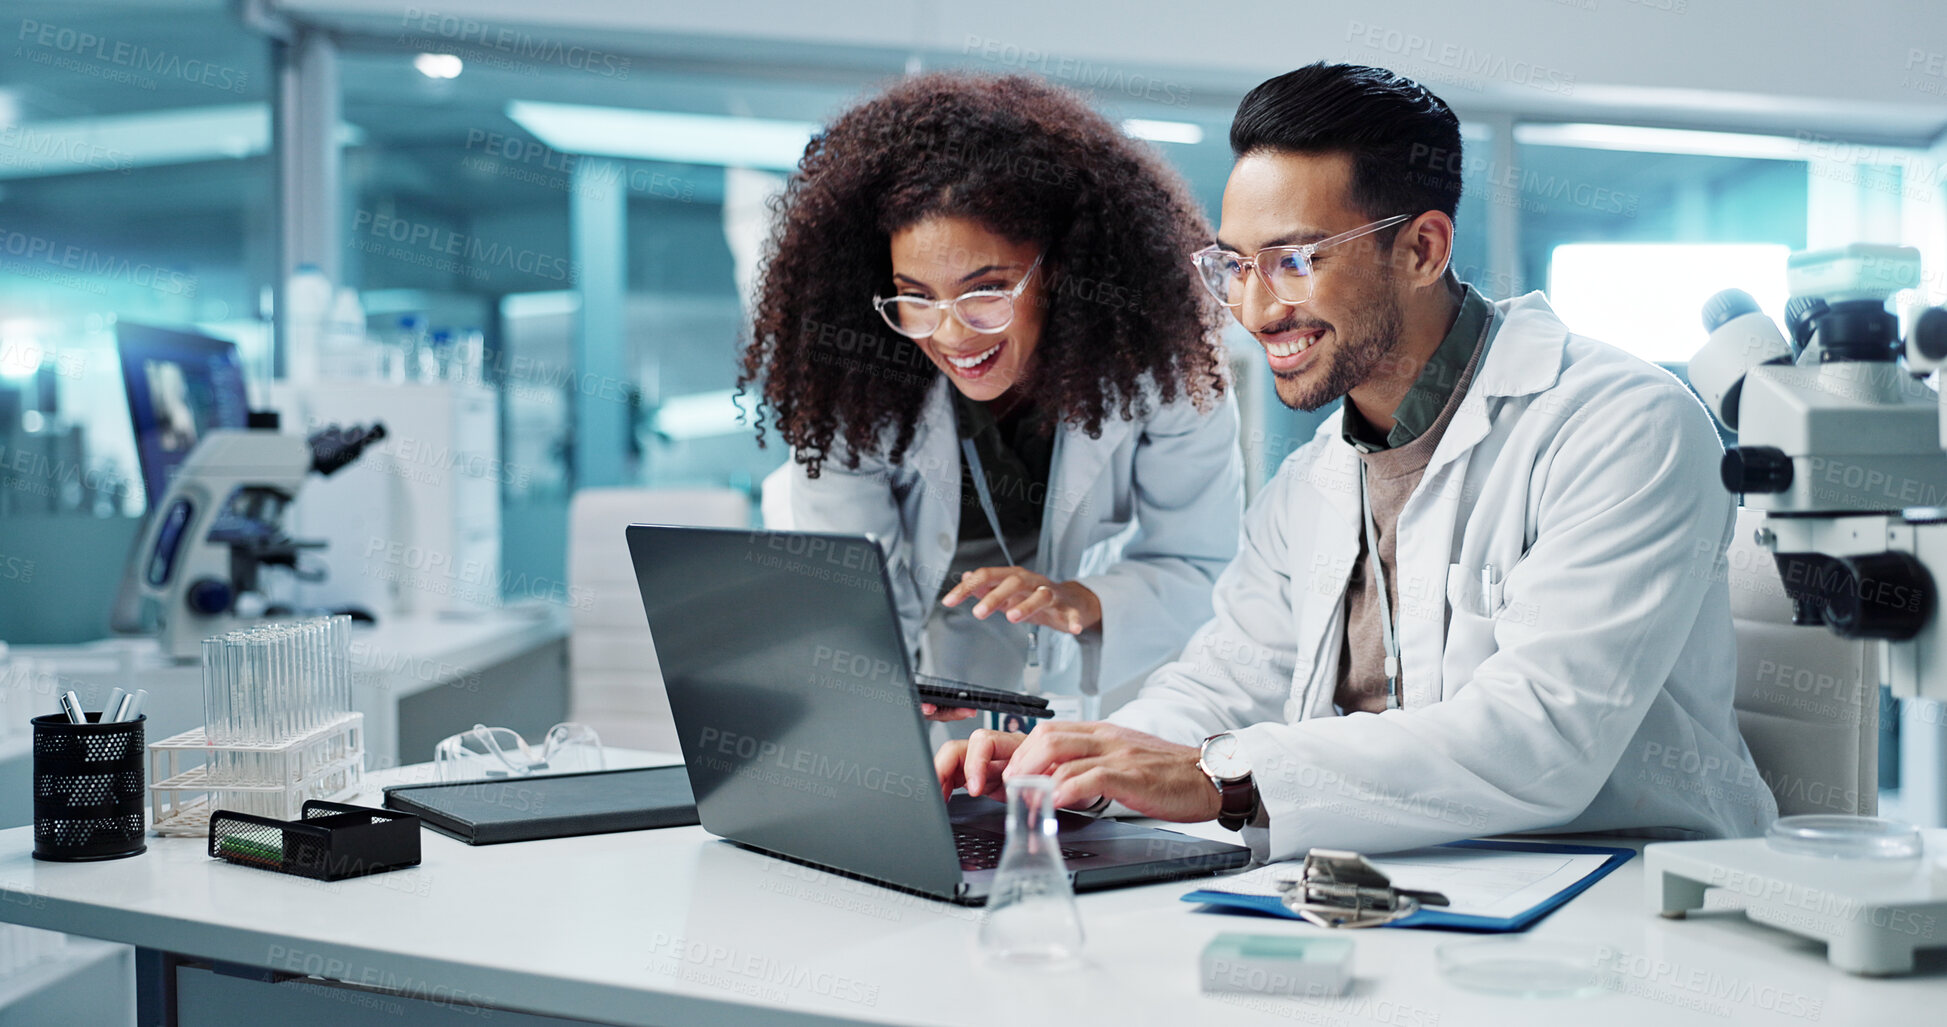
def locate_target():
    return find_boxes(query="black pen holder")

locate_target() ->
[32,713,147,862]
[209,800,421,881]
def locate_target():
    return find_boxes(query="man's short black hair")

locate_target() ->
[1230,62,1463,223]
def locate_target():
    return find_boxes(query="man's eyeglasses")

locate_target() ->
[872,254,1044,339]
[1190,214,1412,308]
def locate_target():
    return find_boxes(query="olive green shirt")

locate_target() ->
[1342,285,1496,450]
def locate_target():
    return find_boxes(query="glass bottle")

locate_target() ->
[979,775,1085,964]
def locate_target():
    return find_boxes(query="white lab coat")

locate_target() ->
[765,375,1244,703]
[1112,292,1777,860]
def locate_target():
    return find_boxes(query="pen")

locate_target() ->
[1481,564,1502,616]
[103,687,127,723]
[59,690,88,725]
[114,689,148,723]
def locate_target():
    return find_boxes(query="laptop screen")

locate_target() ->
[627,525,965,898]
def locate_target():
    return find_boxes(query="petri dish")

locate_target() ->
[1765,815,1923,860]
[1435,939,1605,999]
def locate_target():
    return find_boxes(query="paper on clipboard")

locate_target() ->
[1198,845,1616,921]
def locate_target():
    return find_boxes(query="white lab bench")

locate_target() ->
[1,750,1943,1027]
[0,606,569,828]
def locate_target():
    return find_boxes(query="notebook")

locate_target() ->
[1183,839,1635,932]
[383,765,699,845]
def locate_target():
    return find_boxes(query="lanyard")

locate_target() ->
[960,437,1040,667]
[1357,460,1401,710]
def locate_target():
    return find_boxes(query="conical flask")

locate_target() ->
[978,775,1085,963]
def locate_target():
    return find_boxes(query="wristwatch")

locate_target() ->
[1196,732,1259,832]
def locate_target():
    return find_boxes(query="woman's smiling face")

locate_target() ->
[887,217,1047,403]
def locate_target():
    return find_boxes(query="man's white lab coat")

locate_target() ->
[1112,292,1777,859]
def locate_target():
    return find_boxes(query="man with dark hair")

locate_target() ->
[938,62,1775,859]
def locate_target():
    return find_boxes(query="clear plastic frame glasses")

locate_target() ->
[1191,214,1413,308]
[433,722,605,781]
[872,253,1044,339]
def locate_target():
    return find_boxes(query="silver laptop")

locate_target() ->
[626,524,1251,904]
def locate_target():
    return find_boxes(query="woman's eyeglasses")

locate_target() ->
[872,254,1044,339]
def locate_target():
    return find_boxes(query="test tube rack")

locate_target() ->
[147,713,365,838]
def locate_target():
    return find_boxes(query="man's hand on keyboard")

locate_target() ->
[933,728,1026,802]
[935,722,1223,823]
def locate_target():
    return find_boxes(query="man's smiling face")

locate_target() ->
[1216,150,1407,412]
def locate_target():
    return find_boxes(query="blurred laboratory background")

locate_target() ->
[8,0,1942,631]
[0,0,1939,816]
[0,0,1940,1013]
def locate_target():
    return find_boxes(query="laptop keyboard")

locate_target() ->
[953,826,1095,871]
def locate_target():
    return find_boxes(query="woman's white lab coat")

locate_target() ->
[1113,293,1777,859]
[765,375,1244,705]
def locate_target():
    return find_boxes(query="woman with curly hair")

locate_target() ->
[743,72,1242,718]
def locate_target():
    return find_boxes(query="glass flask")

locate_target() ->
[979,775,1084,964]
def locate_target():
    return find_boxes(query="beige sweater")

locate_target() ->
[1334,325,1493,714]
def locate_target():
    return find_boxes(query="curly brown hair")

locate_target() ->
[737,72,1226,478]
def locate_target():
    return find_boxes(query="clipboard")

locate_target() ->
[1182,839,1635,932]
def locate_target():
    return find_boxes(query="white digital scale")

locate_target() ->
[1645,826,1947,975]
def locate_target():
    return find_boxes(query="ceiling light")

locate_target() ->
[0,105,364,180]
[506,101,817,170]
[1514,123,1823,162]
[414,53,463,80]
[1122,119,1204,145]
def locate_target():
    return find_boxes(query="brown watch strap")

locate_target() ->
[1215,774,1258,831]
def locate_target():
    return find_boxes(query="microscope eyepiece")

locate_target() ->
[1702,289,1762,333]
[1913,306,1947,364]
[308,422,389,477]
[1721,446,1793,495]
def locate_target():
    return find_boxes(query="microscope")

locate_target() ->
[1691,243,1947,701]
[129,418,387,660]
[1646,243,1947,976]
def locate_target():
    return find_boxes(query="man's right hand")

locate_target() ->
[933,728,1027,801]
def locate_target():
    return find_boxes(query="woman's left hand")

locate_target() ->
[942,567,1101,635]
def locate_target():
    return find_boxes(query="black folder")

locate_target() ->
[382,765,698,845]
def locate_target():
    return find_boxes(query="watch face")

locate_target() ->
[1199,733,1251,782]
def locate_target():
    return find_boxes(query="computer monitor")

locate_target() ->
[116,321,251,507]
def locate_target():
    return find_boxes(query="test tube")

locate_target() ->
[227,632,244,783]
[298,620,314,736]
[297,623,313,736]
[201,638,228,784]
[249,630,269,781]
[202,638,227,746]
[296,621,311,735]
[275,624,292,743]
[311,618,330,727]
[328,615,351,718]
[264,625,281,779]
[223,634,242,781]
[230,633,249,744]
[280,624,295,741]
[261,625,277,746]
[296,620,313,737]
